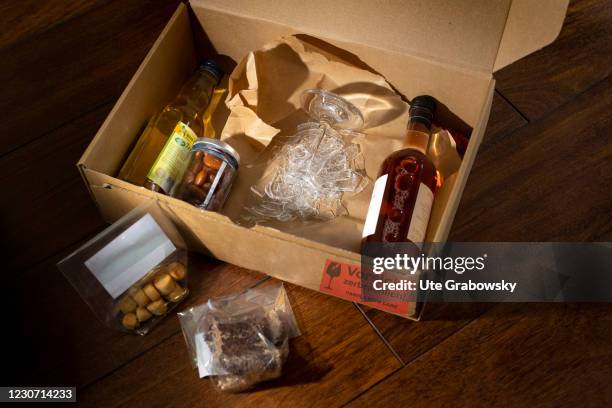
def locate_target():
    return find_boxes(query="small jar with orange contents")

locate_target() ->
[175,138,240,211]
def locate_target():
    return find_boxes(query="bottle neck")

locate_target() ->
[177,69,219,120]
[404,118,431,154]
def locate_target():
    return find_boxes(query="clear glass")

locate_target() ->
[174,141,239,211]
[245,89,368,222]
[301,88,364,129]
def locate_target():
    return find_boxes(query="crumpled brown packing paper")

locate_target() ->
[218,35,459,251]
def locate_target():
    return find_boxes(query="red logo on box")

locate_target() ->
[319,259,410,315]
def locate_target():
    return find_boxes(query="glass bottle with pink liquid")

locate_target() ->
[362,95,440,247]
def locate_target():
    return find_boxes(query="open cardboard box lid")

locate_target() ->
[193,0,568,73]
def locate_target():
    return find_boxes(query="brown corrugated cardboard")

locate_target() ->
[494,0,569,71]
[79,1,567,319]
[192,0,568,72]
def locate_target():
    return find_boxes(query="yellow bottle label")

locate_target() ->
[147,122,197,193]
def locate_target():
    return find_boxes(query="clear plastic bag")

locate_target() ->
[178,284,300,392]
[58,201,189,335]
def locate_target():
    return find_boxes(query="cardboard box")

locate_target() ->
[78,0,568,319]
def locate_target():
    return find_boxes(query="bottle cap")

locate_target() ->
[409,95,437,127]
[411,95,436,112]
[198,58,224,83]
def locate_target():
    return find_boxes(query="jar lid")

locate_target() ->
[193,138,240,167]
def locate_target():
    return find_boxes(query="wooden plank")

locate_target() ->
[2,104,112,271]
[495,0,612,121]
[78,282,401,407]
[450,75,612,241]
[479,91,529,154]
[10,250,266,388]
[348,303,612,407]
[0,0,107,49]
[0,0,180,156]
[357,302,493,365]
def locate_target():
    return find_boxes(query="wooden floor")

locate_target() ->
[2,0,611,406]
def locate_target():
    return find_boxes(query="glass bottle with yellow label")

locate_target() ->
[118,59,223,194]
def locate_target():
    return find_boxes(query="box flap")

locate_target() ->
[493,0,569,71]
[192,0,566,73]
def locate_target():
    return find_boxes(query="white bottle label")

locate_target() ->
[407,183,434,244]
[362,174,388,238]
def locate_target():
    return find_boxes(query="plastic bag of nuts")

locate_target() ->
[59,201,190,335]
[116,256,188,334]
[178,283,300,392]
